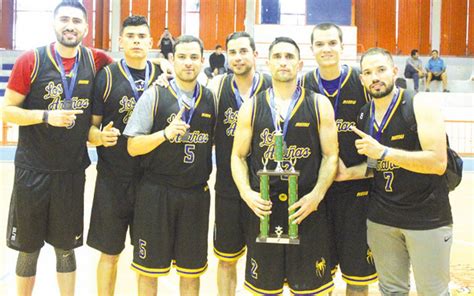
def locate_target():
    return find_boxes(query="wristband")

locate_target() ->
[163,129,170,141]
[380,147,389,160]
[42,110,49,125]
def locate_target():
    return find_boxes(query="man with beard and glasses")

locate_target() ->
[86,15,163,296]
[349,47,452,296]
[1,1,113,295]
[206,31,271,296]
[124,35,216,296]
[302,23,376,296]
[231,37,338,295]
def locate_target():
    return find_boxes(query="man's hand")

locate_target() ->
[213,68,218,76]
[164,107,189,140]
[47,110,83,128]
[242,190,272,219]
[100,121,120,147]
[288,191,323,224]
[351,126,385,159]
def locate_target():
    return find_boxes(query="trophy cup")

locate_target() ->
[256,130,300,245]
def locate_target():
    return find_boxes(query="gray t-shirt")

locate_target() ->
[123,86,195,137]
[406,57,423,70]
[123,87,156,137]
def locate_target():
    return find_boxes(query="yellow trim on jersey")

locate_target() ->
[314,94,321,132]
[46,44,82,75]
[84,47,96,75]
[130,262,171,278]
[217,73,228,101]
[244,280,283,295]
[289,280,335,295]
[331,266,338,276]
[213,246,246,262]
[342,272,378,286]
[30,49,40,83]
[151,86,159,121]
[148,63,156,87]
[312,66,352,98]
[117,61,128,80]
[103,66,112,102]
[175,263,208,278]
[372,89,403,134]
[289,87,305,119]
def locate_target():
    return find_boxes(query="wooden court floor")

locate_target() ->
[0,163,472,295]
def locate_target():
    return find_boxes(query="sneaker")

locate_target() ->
[443,89,450,92]
[425,88,430,92]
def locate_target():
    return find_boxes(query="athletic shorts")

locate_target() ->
[326,180,378,285]
[131,181,210,278]
[244,191,334,295]
[7,167,85,253]
[431,73,443,81]
[87,172,137,255]
[213,193,248,262]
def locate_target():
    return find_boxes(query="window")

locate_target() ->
[280,0,305,25]
[184,0,200,36]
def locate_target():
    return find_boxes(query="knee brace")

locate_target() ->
[54,248,76,273]
[16,250,41,277]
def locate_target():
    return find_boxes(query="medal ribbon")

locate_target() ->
[121,59,150,100]
[170,79,200,124]
[269,86,301,141]
[369,88,400,142]
[54,47,79,109]
[316,65,346,118]
[232,73,260,109]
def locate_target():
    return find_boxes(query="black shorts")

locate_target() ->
[7,167,85,252]
[131,181,210,278]
[244,192,334,295]
[213,193,248,262]
[87,172,137,255]
[326,180,377,285]
[430,73,443,81]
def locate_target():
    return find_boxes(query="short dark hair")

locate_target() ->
[215,45,222,50]
[120,15,150,34]
[54,0,88,22]
[173,35,204,56]
[431,49,439,54]
[225,31,256,52]
[311,23,343,44]
[410,49,418,56]
[268,36,300,59]
[360,47,394,69]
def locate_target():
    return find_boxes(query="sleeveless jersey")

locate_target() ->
[249,88,323,196]
[141,84,216,188]
[214,73,272,197]
[358,89,452,230]
[15,45,96,172]
[94,61,162,181]
[303,66,370,192]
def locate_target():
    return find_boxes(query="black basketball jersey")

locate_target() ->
[93,61,162,181]
[15,45,95,172]
[141,84,216,188]
[214,73,272,196]
[358,89,452,230]
[249,88,323,196]
[303,65,370,192]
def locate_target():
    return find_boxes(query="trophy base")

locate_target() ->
[256,234,300,245]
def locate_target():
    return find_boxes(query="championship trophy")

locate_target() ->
[257,130,300,245]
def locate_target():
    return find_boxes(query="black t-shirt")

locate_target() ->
[209,52,225,70]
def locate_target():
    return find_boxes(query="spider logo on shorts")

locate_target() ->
[315,257,326,278]
[366,248,375,265]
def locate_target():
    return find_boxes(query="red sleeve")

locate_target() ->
[91,48,114,71]
[7,50,37,95]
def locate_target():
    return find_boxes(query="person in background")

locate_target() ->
[425,49,449,92]
[404,49,425,93]
[204,45,227,79]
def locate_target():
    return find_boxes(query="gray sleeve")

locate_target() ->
[123,88,156,137]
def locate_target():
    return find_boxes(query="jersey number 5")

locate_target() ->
[184,144,195,163]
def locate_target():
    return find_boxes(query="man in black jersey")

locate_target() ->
[86,16,162,295]
[0,1,111,295]
[303,23,376,296]
[351,47,452,295]
[207,31,271,296]
[124,35,216,296]
[232,37,338,295]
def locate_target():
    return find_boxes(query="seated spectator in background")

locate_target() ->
[158,28,174,61]
[204,45,226,79]
[426,49,449,92]
[404,49,425,92]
